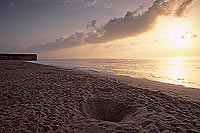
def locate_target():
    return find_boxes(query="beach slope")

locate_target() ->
[0,61,200,132]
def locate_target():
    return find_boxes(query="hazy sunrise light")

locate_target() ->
[0,0,199,58]
[1,1,200,132]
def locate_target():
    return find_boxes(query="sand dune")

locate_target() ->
[0,61,200,132]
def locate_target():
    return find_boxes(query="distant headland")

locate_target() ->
[0,53,37,61]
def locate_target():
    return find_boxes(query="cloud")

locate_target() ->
[99,0,112,9]
[181,32,198,39]
[191,34,198,38]
[86,20,97,29]
[55,35,67,42]
[26,0,193,53]
[62,0,97,7]
[26,32,86,52]
[90,0,176,44]
[175,0,194,17]
[132,4,145,15]
[61,0,112,8]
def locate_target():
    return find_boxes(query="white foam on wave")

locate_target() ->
[73,67,100,72]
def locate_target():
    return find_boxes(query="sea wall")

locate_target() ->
[0,53,37,61]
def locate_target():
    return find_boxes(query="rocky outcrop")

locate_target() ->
[0,53,37,61]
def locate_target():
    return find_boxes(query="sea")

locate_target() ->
[35,57,200,89]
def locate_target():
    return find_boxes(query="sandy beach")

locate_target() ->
[0,61,200,133]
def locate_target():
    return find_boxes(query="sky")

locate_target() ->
[0,0,200,59]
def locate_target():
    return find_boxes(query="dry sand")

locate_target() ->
[0,61,200,132]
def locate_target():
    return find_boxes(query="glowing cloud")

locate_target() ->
[26,0,194,53]
[175,0,194,17]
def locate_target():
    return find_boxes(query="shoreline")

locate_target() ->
[32,59,200,89]
[1,60,200,132]
[75,69,200,102]
[32,60,200,102]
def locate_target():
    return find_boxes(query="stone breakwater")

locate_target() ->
[0,53,37,61]
[0,61,200,132]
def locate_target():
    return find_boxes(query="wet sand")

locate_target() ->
[0,61,200,132]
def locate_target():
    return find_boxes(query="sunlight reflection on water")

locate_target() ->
[165,57,186,86]
[37,57,200,89]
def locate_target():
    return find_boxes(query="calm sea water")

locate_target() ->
[36,57,200,89]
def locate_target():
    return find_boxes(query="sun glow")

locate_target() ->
[155,17,193,49]
[165,24,189,48]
